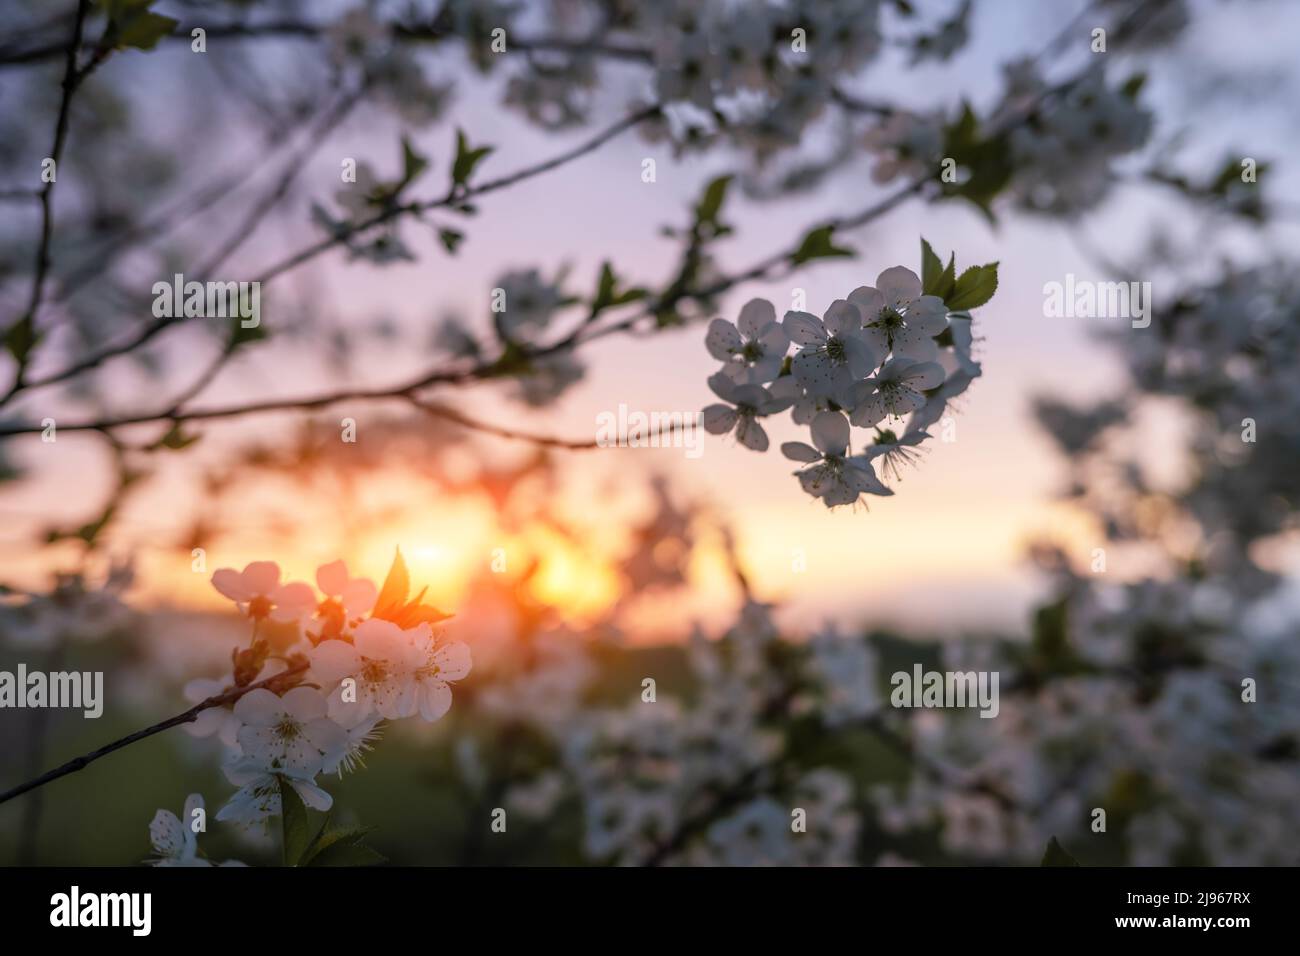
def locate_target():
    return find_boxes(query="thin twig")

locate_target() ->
[6,105,660,402]
[0,661,308,808]
[2,0,91,394]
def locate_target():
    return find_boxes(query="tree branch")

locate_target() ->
[0,661,308,808]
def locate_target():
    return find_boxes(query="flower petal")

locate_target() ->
[432,642,472,681]
[705,318,742,360]
[734,416,769,451]
[781,441,822,463]
[281,686,329,722]
[417,681,454,722]
[316,560,350,597]
[240,561,281,596]
[792,349,836,396]
[341,578,378,617]
[149,810,185,857]
[901,360,946,390]
[737,298,776,339]
[850,391,887,428]
[891,323,939,362]
[310,639,363,683]
[782,311,826,346]
[823,299,862,337]
[810,410,850,457]
[233,688,285,726]
[211,568,252,603]
[702,404,739,435]
[907,295,949,334]
[848,286,884,320]
[876,266,921,308]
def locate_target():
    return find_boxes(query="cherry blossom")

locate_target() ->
[210,562,315,624]
[849,357,946,427]
[850,266,949,362]
[784,300,878,401]
[410,633,473,722]
[701,373,790,452]
[705,298,790,385]
[149,793,244,867]
[781,410,892,508]
[233,687,349,776]
[310,618,423,722]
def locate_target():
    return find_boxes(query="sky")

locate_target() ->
[3,0,1299,639]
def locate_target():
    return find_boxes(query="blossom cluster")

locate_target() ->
[555,601,870,865]
[182,555,471,831]
[701,253,991,506]
[994,62,1153,215]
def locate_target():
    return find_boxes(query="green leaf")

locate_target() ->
[229,313,267,349]
[278,775,316,867]
[371,547,411,622]
[1120,73,1147,100]
[695,174,733,227]
[920,239,944,291]
[371,548,452,628]
[939,102,1014,222]
[591,262,647,314]
[99,1,178,52]
[307,840,387,867]
[153,421,201,451]
[438,228,464,255]
[3,316,39,366]
[790,225,855,266]
[945,262,998,310]
[920,241,957,300]
[302,825,385,867]
[116,11,176,50]
[400,136,429,188]
[1041,837,1080,867]
[451,129,494,189]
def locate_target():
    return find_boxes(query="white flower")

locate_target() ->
[494,269,565,342]
[704,797,791,865]
[863,111,945,184]
[333,162,388,224]
[512,351,586,407]
[654,28,716,107]
[310,619,422,722]
[850,357,946,427]
[410,634,472,722]
[705,299,790,384]
[181,677,239,746]
[808,624,880,725]
[311,560,377,641]
[326,7,390,67]
[861,427,930,482]
[216,760,334,825]
[714,10,776,91]
[702,373,790,451]
[210,561,315,624]
[784,300,879,401]
[323,714,384,777]
[316,560,378,618]
[150,793,246,867]
[233,687,349,776]
[781,410,893,507]
[849,266,949,362]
